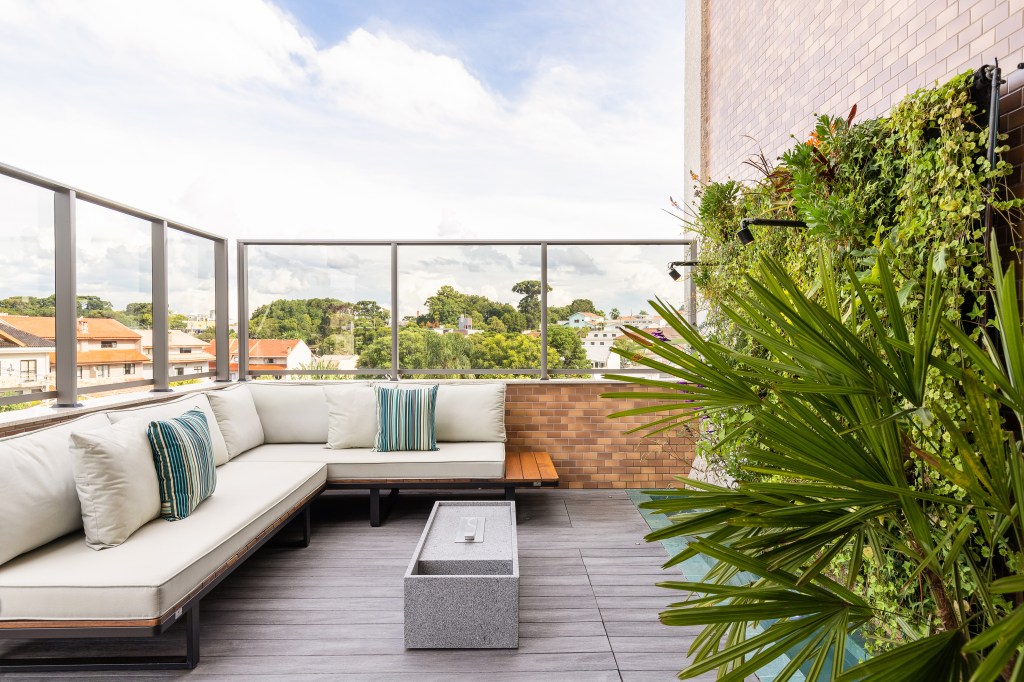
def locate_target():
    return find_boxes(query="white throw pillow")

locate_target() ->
[108,394,230,466]
[249,384,329,443]
[69,418,161,549]
[206,385,265,459]
[324,383,377,449]
[434,383,506,442]
[0,413,111,565]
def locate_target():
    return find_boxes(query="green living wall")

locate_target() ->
[688,71,1021,484]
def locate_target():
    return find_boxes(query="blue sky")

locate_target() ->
[0,0,689,314]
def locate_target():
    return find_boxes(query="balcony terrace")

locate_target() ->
[1,489,717,681]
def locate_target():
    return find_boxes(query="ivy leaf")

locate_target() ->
[932,248,947,275]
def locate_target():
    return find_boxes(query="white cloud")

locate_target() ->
[0,0,689,314]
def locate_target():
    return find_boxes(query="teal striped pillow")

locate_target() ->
[147,408,217,521]
[373,384,439,452]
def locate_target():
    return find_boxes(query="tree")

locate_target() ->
[424,285,465,327]
[512,280,552,330]
[485,316,507,334]
[567,298,603,316]
[606,252,1024,680]
[468,333,542,376]
[609,307,621,320]
[547,325,589,369]
[611,337,646,368]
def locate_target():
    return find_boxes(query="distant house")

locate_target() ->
[138,330,216,379]
[204,338,312,380]
[183,310,216,336]
[612,313,665,329]
[583,328,624,370]
[0,318,54,394]
[0,316,150,387]
[566,311,604,329]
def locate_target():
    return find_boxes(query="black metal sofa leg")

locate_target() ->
[0,606,200,673]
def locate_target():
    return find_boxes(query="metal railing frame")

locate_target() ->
[0,161,230,409]
[237,239,696,381]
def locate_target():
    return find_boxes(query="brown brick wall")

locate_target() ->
[0,381,695,489]
[505,382,694,489]
[706,0,1024,183]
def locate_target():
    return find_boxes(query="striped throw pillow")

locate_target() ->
[373,384,439,452]
[147,408,217,521]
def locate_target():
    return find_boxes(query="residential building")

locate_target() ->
[565,311,604,329]
[138,330,216,379]
[204,338,313,380]
[0,316,150,387]
[0,319,54,394]
[183,311,216,336]
[613,313,664,329]
[583,328,623,370]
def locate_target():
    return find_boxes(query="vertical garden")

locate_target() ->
[606,71,1024,680]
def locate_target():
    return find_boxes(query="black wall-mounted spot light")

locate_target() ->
[737,218,808,244]
[668,260,715,280]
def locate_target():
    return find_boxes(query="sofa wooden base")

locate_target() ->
[329,451,560,526]
[0,490,320,674]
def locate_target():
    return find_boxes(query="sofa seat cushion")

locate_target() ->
[232,442,506,480]
[0,461,325,622]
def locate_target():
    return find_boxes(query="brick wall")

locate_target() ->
[705,0,1024,184]
[0,381,696,489]
[505,381,695,489]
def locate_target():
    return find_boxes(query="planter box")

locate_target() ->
[404,501,519,648]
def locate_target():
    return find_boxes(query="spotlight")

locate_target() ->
[667,261,711,280]
[668,266,682,281]
[736,218,808,245]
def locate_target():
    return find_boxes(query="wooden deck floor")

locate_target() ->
[2,489,723,681]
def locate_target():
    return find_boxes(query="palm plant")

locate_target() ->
[604,248,1024,681]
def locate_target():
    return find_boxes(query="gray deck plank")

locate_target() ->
[2,489,756,681]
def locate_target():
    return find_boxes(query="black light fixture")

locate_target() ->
[667,260,713,280]
[736,217,808,244]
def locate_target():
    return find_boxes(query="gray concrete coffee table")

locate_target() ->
[404,500,519,648]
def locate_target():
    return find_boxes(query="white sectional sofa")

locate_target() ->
[0,381,510,672]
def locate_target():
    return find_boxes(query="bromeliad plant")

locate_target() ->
[604,248,1024,681]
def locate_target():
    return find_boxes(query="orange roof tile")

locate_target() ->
[48,349,152,366]
[202,339,303,359]
[2,316,141,340]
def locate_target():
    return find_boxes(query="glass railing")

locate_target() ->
[237,239,695,380]
[0,162,230,411]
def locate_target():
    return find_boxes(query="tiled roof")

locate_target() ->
[0,319,53,348]
[1,316,140,340]
[202,339,303,360]
[48,349,152,366]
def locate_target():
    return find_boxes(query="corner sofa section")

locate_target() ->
[0,381,508,672]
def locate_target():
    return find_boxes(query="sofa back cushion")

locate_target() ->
[69,417,161,549]
[373,384,439,452]
[248,383,328,443]
[206,385,265,459]
[400,382,507,442]
[108,393,230,466]
[325,383,376,449]
[0,412,110,566]
[148,408,218,520]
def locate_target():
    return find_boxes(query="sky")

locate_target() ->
[0,0,690,317]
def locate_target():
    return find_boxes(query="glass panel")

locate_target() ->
[0,175,56,409]
[168,229,216,387]
[76,201,152,397]
[246,245,391,380]
[397,245,541,378]
[546,244,688,377]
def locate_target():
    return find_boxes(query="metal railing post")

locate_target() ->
[214,238,231,381]
[151,220,171,392]
[53,189,80,407]
[236,241,249,381]
[688,241,698,327]
[540,243,548,380]
[390,243,399,380]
